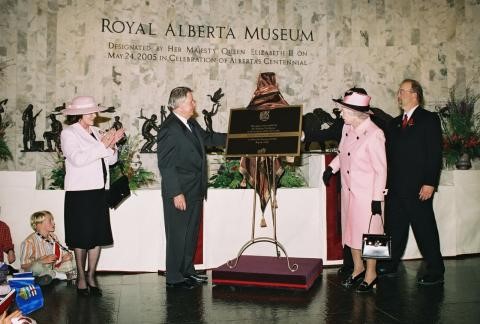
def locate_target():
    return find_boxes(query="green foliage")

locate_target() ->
[0,138,13,162]
[208,158,306,189]
[278,164,306,188]
[109,135,156,190]
[208,159,247,189]
[48,150,66,189]
[0,115,12,162]
[437,87,480,168]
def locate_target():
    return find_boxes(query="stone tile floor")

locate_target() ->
[28,256,480,323]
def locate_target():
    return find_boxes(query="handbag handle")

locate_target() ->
[367,213,385,234]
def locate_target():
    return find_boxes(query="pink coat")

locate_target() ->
[329,118,387,249]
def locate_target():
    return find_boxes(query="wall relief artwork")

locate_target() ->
[43,113,63,152]
[203,88,224,133]
[21,104,43,152]
[138,109,160,153]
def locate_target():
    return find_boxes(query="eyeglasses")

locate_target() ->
[397,88,415,95]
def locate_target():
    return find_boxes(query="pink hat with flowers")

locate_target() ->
[62,96,108,115]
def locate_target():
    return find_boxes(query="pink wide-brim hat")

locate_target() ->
[332,92,373,114]
[62,96,108,115]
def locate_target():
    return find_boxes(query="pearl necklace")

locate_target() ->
[35,232,69,252]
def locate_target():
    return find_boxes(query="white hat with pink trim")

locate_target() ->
[62,96,107,115]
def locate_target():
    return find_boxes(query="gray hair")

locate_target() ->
[352,109,369,120]
[343,107,369,120]
[167,86,193,110]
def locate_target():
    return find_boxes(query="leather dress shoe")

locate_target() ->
[376,264,398,277]
[185,274,208,284]
[356,277,378,293]
[166,280,196,290]
[337,266,353,277]
[88,285,103,296]
[77,287,89,296]
[417,274,444,286]
[341,270,365,288]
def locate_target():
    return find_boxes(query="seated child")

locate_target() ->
[0,220,17,286]
[0,220,16,266]
[20,211,76,285]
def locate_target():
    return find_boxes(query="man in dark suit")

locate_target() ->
[378,79,445,286]
[157,86,226,289]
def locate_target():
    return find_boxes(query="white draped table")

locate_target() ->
[0,166,478,272]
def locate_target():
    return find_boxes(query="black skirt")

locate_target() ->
[64,188,113,249]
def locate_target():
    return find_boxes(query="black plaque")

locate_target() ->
[226,105,302,157]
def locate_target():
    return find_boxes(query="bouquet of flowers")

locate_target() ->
[109,135,156,190]
[437,87,480,168]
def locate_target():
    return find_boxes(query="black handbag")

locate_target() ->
[361,214,392,260]
[107,175,131,209]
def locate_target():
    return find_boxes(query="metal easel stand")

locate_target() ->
[227,156,299,272]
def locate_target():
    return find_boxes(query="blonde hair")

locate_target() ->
[30,210,53,231]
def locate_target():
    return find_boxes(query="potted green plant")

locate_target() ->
[437,87,480,169]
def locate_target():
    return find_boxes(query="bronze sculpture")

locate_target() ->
[43,114,63,152]
[203,88,224,133]
[112,116,127,147]
[22,104,42,151]
[138,109,160,153]
[160,105,169,124]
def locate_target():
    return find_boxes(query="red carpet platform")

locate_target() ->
[212,255,323,290]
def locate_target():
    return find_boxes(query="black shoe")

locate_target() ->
[185,274,208,284]
[356,277,378,293]
[35,274,53,286]
[76,287,89,296]
[417,274,444,286]
[88,285,103,296]
[166,280,196,290]
[376,264,398,277]
[337,266,353,277]
[341,270,366,288]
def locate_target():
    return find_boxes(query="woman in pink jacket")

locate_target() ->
[323,88,387,293]
[61,96,124,296]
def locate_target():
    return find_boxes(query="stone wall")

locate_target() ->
[0,0,479,184]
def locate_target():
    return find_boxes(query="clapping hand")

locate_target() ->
[101,128,116,148]
[112,128,125,146]
[101,128,125,148]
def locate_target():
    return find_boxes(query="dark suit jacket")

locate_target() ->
[157,113,226,201]
[386,107,443,198]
